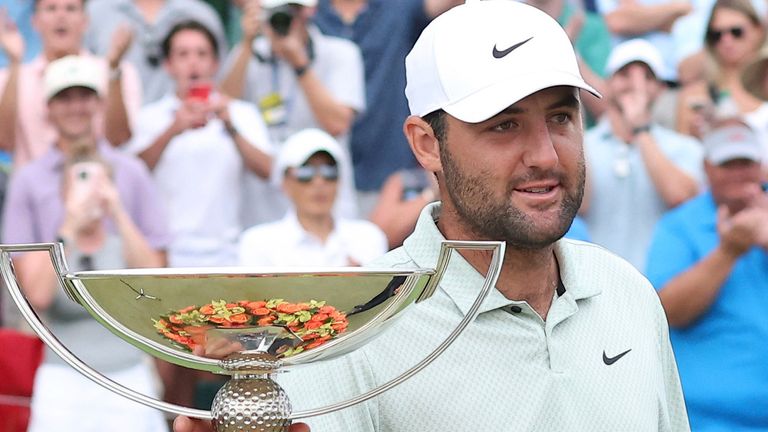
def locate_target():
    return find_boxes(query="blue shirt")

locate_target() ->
[0,1,41,68]
[313,0,430,191]
[646,191,768,431]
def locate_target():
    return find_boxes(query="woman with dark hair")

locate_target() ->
[676,0,768,139]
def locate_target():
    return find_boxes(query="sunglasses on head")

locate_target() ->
[706,26,745,44]
[291,164,339,183]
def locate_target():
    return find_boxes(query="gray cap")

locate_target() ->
[702,124,764,165]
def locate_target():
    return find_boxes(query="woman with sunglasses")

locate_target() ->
[238,128,387,267]
[676,0,767,139]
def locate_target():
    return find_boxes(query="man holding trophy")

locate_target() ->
[176,0,688,431]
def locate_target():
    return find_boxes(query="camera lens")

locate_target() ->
[269,8,293,36]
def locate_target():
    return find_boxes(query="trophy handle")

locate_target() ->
[0,243,214,421]
[290,239,505,420]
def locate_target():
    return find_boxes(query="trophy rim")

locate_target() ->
[65,266,434,278]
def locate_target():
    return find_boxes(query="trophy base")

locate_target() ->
[211,375,292,432]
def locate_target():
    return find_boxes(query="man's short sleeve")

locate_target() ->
[123,101,172,155]
[228,100,274,155]
[118,156,172,250]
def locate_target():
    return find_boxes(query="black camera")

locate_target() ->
[268,5,294,36]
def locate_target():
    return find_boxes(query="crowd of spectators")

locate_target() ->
[0,0,767,431]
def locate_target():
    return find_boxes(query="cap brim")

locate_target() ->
[46,83,100,101]
[441,71,600,123]
[708,145,763,165]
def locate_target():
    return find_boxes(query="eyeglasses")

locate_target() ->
[706,26,745,44]
[291,164,339,183]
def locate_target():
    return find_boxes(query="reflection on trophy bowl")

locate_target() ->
[1,241,504,432]
[62,267,436,431]
[62,267,434,372]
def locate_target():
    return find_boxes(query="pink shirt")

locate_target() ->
[0,51,141,167]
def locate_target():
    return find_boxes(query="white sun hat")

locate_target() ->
[604,38,666,79]
[405,0,599,123]
[44,55,102,101]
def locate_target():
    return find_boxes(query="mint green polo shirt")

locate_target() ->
[279,203,689,431]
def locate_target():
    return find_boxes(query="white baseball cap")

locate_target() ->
[261,0,316,8]
[604,38,666,79]
[272,128,343,186]
[702,124,764,165]
[44,55,102,101]
[404,0,599,123]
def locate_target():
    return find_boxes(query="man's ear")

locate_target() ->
[403,115,442,173]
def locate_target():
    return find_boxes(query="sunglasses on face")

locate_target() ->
[706,26,745,44]
[291,164,339,183]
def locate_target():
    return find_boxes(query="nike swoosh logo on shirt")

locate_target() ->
[602,349,632,365]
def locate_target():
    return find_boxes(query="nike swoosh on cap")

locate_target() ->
[492,37,533,59]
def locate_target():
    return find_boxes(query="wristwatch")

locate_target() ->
[631,124,651,137]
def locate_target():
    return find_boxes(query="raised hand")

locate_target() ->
[717,202,764,258]
[240,0,262,44]
[106,25,134,69]
[171,99,211,134]
[0,8,25,64]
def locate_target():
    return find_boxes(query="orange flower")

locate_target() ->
[305,340,327,350]
[304,321,323,330]
[251,307,270,316]
[331,322,348,332]
[310,313,329,322]
[247,301,267,309]
[169,315,183,324]
[230,314,249,324]
[276,303,301,314]
[257,317,276,326]
[318,306,336,314]
[199,305,215,315]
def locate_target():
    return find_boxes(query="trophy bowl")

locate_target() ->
[0,240,504,431]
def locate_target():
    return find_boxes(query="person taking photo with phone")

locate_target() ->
[220,0,364,226]
[1,55,171,432]
[127,20,273,269]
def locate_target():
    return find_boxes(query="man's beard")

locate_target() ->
[440,144,585,250]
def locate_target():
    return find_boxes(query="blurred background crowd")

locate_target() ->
[0,0,766,431]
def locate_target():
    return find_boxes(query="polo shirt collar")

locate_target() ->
[402,203,601,316]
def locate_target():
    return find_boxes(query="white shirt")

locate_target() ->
[277,203,689,432]
[223,26,365,226]
[126,95,272,267]
[238,211,387,267]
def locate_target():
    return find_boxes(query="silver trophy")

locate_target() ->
[0,240,504,431]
